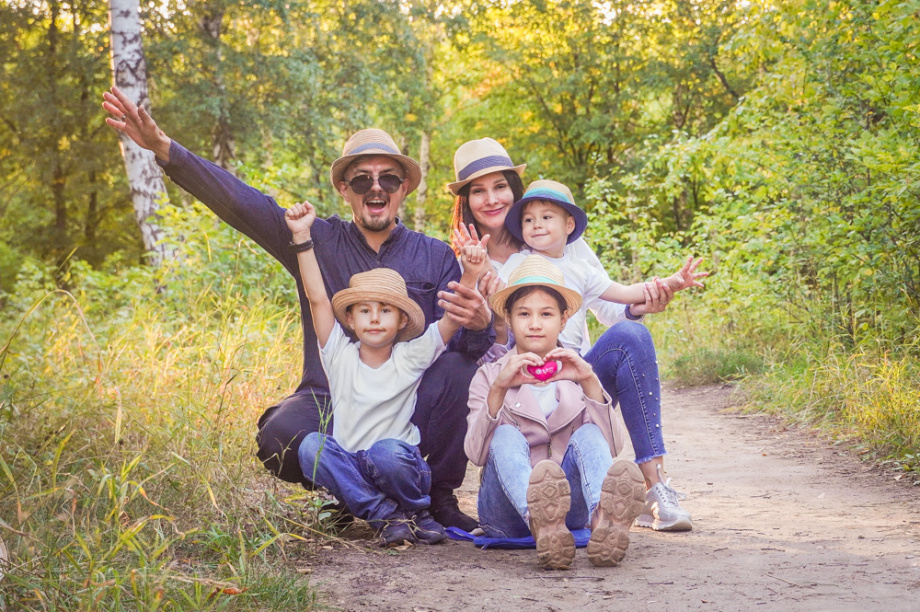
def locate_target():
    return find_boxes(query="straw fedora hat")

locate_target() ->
[447,137,526,195]
[489,255,582,317]
[331,268,426,342]
[504,179,589,245]
[330,129,422,195]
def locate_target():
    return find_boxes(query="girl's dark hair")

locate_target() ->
[504,285,568,316]
[449,169,525,257]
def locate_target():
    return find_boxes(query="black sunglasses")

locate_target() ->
[345,174,405,195]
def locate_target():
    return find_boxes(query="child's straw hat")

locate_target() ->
[447,137,526,195]
[330,129,422,194]
[489,255,582,316]
[504,179,588,245]
[331,268,426,342]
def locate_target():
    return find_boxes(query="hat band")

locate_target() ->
[521,187,573,205]
[457,155,515,181]
[348,142,400,156]
[510,274,564,289]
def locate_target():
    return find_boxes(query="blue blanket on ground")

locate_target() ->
[445,526,591,550]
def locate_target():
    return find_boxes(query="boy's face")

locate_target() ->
[508,289,568,357]
[521,200,575,257]
[345,300,408,348]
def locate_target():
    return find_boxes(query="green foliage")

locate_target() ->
[582,0,920,469]
[0,214,323,611]
[0,0,142,268]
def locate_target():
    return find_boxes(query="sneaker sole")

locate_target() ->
[588,461,645,567]
[635,512,693,532]
[527,460,575,570]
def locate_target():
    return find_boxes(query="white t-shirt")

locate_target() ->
[526,382,559,418]
[320,321,446,452]
[499,250,613,353]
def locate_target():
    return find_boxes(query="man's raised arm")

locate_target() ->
[102,86,295,268]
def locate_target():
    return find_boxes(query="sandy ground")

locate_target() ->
[304,384,920,611]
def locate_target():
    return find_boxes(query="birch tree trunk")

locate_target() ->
[108,0,171,265]
[414,131,430,232]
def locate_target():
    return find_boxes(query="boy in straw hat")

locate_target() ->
[104,84,492,532]
[285,200,489,546]
[466,255,646,569]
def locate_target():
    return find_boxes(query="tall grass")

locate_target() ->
[0,209,326,610]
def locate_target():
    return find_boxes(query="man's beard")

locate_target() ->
[357,212,394,233]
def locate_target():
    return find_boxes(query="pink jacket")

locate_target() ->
[465,352,628,468]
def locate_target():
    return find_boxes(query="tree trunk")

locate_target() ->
[198,8,236,173]
[108,0,171,265]
[414,131,430,232]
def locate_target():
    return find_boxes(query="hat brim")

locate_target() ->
[330,152,423,196]
[447,163,526,196]
[331,288,426,342]
[489,278,583,319]
[503,195,588,245]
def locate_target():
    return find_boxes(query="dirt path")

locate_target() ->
[305,385,920,611]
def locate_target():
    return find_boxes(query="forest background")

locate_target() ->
[1,0,918,609]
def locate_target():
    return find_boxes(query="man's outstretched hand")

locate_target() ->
[102,86,172,162]
[439,281,492,332]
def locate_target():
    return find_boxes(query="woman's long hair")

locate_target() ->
[449,169,525,257]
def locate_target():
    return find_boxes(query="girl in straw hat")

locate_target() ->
[448,139,700,533]
[465,255,646,570]
[285,201,488,547]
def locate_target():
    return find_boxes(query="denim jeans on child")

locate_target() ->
[584,320,665,464]
[477,423,614,538]
[298,433,432,528]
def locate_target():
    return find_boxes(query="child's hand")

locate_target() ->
[543,348,597,385]
[458,233,492,289]
[478,270,506,303]
[285,201,317,239]
[461,242,488,278]
[664,256,709,292]
[494,352,544,390]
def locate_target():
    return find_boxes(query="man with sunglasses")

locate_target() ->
[102,87,493,531]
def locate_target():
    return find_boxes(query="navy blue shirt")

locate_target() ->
[159,141,494,394]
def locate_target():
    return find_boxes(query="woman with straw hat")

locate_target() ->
[449,138,694,532]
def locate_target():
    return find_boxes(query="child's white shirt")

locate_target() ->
[499,250,613,353]
[320,321,446,452]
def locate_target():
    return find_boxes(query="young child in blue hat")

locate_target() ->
[498,179,708,351]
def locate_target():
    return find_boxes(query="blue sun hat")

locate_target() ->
[503,179,588,245]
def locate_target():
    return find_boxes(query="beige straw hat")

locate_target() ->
[447,137,526,195]
[331,268,426,342]
[330,129,422,194]
[489,255,582,317]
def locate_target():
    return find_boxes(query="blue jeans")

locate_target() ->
[298,433,432,528]
[584,321,665,464]
[258,351,477,494]
[477,424,613,538]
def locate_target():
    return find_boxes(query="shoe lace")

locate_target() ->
[655,464,686,506]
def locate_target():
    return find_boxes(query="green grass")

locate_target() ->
[743,346,920,474]
[668,347,765,386]
[0,256,326,610]
[645,294,920,477]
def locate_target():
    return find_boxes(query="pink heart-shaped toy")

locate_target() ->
[526,360,560,382]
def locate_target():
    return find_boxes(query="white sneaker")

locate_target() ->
[635,471,693,532]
